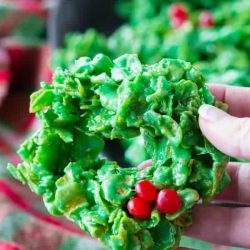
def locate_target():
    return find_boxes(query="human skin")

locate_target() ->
[186,84,250,249]
[139,84,250,249]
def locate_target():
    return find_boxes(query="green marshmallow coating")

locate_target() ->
[8,54,229,250]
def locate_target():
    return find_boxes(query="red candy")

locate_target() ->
[199,11,215,27]
[169,3,188,28]
[156,189,181,214]
[127,197,152,219]
[135,180,158,203]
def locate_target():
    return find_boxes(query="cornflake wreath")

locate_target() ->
[8,54,230,250]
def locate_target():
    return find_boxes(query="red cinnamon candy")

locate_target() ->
[169,3,188,29]
[199,11,215,27]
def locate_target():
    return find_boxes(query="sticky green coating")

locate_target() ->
[8,54,230,250]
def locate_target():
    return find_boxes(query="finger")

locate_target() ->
[208,84,250,117]
[199,104,250,160]
[216,163,250,204]
[138,159,153,170]
[211,245,229,250]
[185,205,250,248]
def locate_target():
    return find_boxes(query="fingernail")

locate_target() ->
[198,104,227,122]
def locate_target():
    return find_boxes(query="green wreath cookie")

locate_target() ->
[8,54,230,250]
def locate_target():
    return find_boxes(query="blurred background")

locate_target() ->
[0,0,249,249]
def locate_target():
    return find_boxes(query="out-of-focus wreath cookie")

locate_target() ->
[8,54,230,250]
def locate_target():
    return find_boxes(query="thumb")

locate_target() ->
[198,104,250,160]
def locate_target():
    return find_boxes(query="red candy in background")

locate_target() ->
[199,11,215,27]
[169,3,188,28]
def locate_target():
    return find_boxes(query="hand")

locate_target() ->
[185,84,250,248]
[138,84,250,249]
